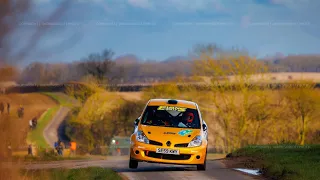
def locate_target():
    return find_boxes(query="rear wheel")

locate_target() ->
[129,158,138,169]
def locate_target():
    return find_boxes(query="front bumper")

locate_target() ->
[130,141,207,165]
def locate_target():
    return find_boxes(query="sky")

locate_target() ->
[17,0,320,62]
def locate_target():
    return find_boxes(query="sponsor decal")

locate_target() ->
[178,129,193,136]
[164,132,176,135]
[157,106,187,112]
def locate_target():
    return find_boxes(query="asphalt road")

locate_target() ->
[43,106,71,148]
[21,158,256,180]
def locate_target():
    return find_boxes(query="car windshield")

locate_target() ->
[141,105,201,129]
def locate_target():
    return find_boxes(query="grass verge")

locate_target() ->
[27,107,59,148]
[21,167,122,180]
[207,153,226,160]
[42,92,75,107]
[226,144,320,180]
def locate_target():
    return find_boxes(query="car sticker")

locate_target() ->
[157,106,187,112]
[178,129,193,136]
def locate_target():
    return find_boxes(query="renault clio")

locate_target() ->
[129,99,208,170]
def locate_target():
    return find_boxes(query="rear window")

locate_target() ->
[140,105,201,129]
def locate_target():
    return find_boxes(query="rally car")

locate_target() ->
[129,99,208,170]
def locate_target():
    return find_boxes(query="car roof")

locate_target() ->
[147,99,198,109]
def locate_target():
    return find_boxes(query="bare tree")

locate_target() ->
[192,43,271,152]
[282,81,319,145]
[78,49,115,84]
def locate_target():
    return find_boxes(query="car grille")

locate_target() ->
[174,143,189,147]
[149,140,163,146]
[145,151,191,160]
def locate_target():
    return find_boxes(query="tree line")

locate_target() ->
[2,48,320,85]
[58,44,320,154]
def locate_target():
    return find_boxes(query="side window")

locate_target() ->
[142,111,149,123]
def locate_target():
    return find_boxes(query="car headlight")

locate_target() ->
[136,131,149,144]
[188,135,202,147]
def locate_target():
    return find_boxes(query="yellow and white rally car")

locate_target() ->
[129,99,208,170]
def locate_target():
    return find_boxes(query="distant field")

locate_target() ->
[0,93,57,151]
[236,72,320,82]
[116,92,143,101]
[198,72,320,83]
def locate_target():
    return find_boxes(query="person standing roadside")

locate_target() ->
[17,105,24,118]
[28,144,33,156]
[70,141,77,156]
[32,117,38,129]
[0,102,4,115]
[57,140,64,156]
[7,102,10,114]
[54,141,59,154]
[29,119,33,130]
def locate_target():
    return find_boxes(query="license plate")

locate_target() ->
[156,148,180,155]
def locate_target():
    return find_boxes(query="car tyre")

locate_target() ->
[197,161,206,171]
[129,158,138,169]
[197,152,207,171]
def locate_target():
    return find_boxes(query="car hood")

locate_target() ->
[139,125,201,144]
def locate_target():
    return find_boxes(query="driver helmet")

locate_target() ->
[184,112,194,123]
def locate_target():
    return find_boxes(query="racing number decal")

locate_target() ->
[178,129,193,136]
[157,106,187,112]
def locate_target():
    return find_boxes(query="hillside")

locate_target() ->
[0,93,58,149]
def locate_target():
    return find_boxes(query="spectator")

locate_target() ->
[29,119,33,130]
[32,117,38,129]
[28,144,33,156]
[70,141,77,156]
[17,106,21,118]
[57,140,64,156]
[0,102,4,115]
[7,102,10,114]
[7,145,12,158]
[17,105,24,118]
[54,141,59,154]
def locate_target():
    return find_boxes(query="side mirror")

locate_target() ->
[202,124,207,131]
[134,118,140,126]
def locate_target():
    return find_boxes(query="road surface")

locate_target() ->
[20,158,259,180]
[43,106,71,148]
[43,92,80,147]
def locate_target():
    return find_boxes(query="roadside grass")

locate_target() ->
[26,92,78,157]
[27,107,59,149]
[21,167,122,180]
[228,144,320,180]
[21,155,89,162]
[207,153,226,160]
[42,92,75,107]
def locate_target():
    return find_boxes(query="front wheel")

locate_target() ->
[197,159,206,171]
[129,158,138,169]
[197,152,207,171]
